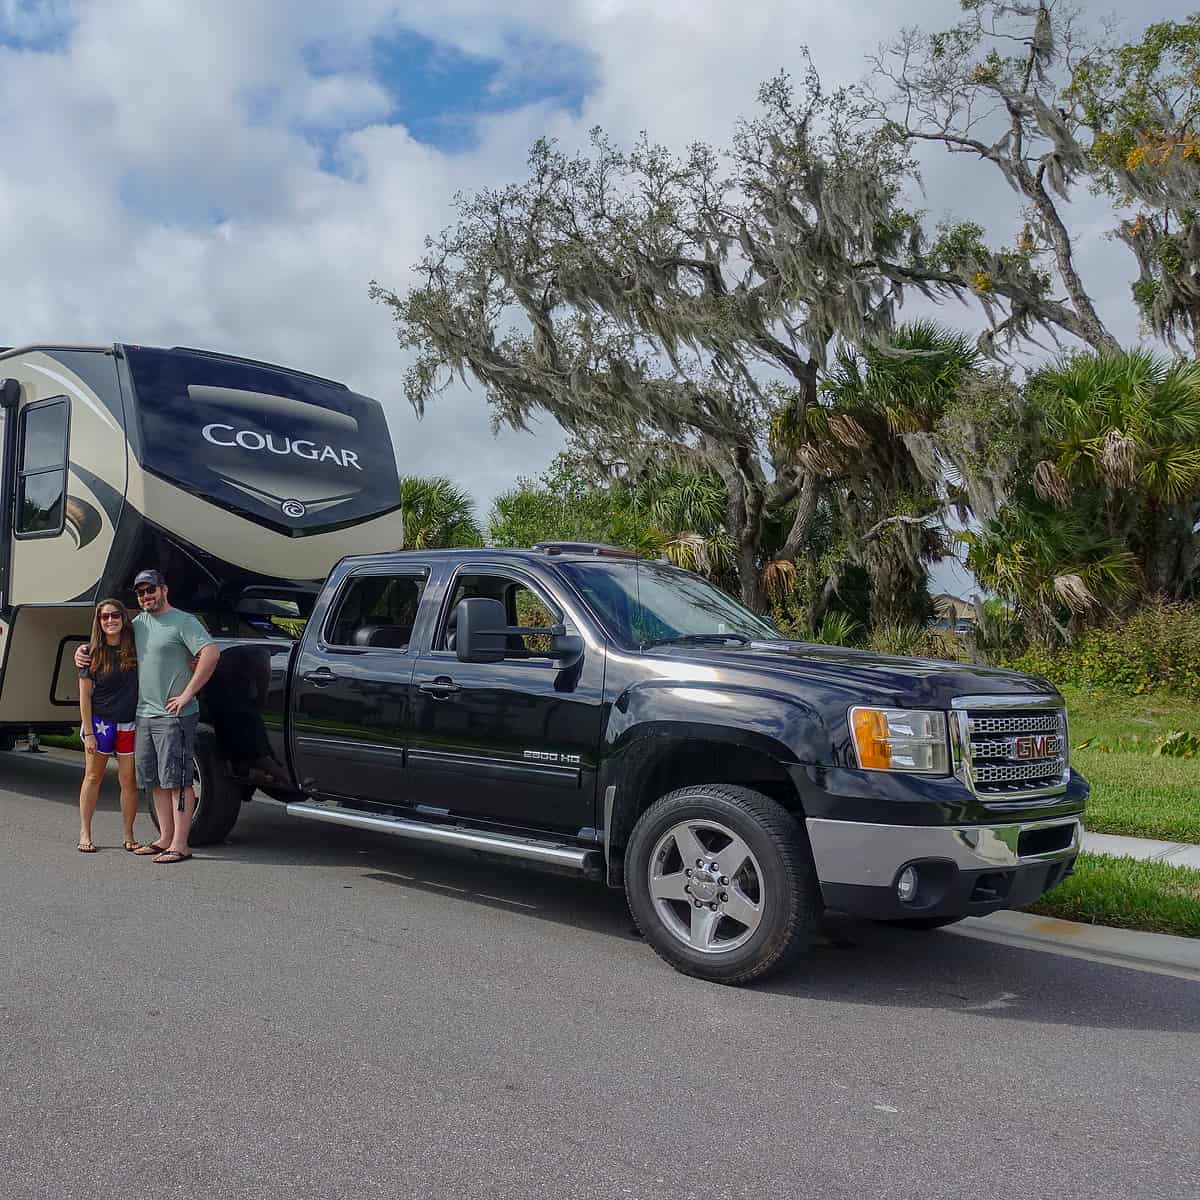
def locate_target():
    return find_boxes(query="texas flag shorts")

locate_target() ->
[83,717,135,756]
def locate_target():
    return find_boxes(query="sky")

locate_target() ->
[0,0,1193,595]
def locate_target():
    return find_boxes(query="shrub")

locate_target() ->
[867,622,965,661]
[1000,601,1200,695]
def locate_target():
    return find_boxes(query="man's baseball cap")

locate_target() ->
[132,569,166,588]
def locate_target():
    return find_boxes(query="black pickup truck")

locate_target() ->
[193,543,1087,984]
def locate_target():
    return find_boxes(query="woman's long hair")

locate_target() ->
[87,598,137,677]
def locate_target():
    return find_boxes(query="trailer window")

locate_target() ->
[16,398,69,537]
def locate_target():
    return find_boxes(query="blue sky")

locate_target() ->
[370,31,594,151]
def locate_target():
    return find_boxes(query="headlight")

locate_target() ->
[849,707,949,774]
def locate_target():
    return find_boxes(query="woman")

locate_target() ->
[77,598,141,852]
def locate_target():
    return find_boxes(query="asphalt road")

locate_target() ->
[2,750,1198,1200]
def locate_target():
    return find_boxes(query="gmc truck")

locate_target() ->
[191,543,1087,985]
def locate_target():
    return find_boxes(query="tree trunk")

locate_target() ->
[776,473,820,560]
[1140,504,1199,600]
[1025,172,1120,354]
[868,558,930,628]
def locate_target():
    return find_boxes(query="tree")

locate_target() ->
[1026,350,1200,598]
[488,450,735,578]
[868,0,1123,354]
[783,321,984,624]
[397,476,482,549]
[1068,16,1200,355]
[960,502,1137,643]
[372,67,952,610]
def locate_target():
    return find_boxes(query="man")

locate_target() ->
[76,569,219,863]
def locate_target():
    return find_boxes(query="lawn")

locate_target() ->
[1028,852,1200,939]
[1059,685,1200,844]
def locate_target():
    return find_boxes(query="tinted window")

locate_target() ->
[20,402,68,471]
[126,347,401,537]
[19,472,64,534]
[439,573,561,657]
[17,399,69,536]
[327,574,425,648]
[559,560,775,648]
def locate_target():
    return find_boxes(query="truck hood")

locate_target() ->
[643,639,1057,710]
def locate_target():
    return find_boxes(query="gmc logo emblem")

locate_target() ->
[1014,735,1052,760]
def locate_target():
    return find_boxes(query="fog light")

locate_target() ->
[896,866,918,904]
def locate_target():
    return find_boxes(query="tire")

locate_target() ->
[625,784,822,986]
[146,730,248,846]
[0,731,16,752]
[878,916,966,931]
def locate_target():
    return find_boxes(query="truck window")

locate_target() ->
[439,573,561,658]
[326,574,425,649]
[16,397,69,537]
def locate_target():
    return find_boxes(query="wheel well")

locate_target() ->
[608,738,803,885]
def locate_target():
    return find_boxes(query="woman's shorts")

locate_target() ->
[82,718,135,756]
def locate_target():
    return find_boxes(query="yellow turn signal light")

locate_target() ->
[849,706,950,774]
[851,707,893,769]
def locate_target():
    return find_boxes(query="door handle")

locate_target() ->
[418,677,461,699]
[302,668,336,687]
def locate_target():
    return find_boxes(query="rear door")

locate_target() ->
[406,563,604,835]
[288,565,428,803]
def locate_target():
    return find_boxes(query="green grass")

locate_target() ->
[1059,684,1199,747]
[41,732,83,752]
[1028,852,1200,939]
[1071,748,1200,842]
[1059,685,1200,844]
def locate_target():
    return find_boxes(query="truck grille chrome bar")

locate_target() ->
[950,694,1070,803]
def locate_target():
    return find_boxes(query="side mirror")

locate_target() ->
[455,597,508,663]
[549,632,584,670]
[455,596,586,668]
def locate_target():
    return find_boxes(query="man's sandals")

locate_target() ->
[152,850,192,864]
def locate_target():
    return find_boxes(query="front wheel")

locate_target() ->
[625,784,822,986]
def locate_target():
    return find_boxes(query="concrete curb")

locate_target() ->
[949,909,1200,982]
[1083,830,1200,869]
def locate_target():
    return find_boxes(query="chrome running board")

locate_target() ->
[286,800,603,876]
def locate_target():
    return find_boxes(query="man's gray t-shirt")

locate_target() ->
[132,609,214,718]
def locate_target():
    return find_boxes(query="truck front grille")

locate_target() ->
[957,702,1070,801]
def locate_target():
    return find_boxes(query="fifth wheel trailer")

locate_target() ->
[0,343,404,781]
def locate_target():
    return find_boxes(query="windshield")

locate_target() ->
[558,560,777,649]
[126,346,400,535]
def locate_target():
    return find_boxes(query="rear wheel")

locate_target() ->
[625,784,822,985]
[146,731,248,846]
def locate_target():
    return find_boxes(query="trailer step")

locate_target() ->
[286,800,603,876]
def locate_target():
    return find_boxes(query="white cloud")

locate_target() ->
[0,0,1187,540]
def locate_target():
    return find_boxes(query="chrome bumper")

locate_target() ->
[806,815,1082,887]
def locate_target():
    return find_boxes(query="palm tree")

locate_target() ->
[397,476,483,549]
[792,321,983,626]
[1027,351,1200,598]
[960,503,1138,643]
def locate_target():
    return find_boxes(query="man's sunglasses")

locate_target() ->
[134,585,159,597]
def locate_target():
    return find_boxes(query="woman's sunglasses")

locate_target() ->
[99,611,124,622]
